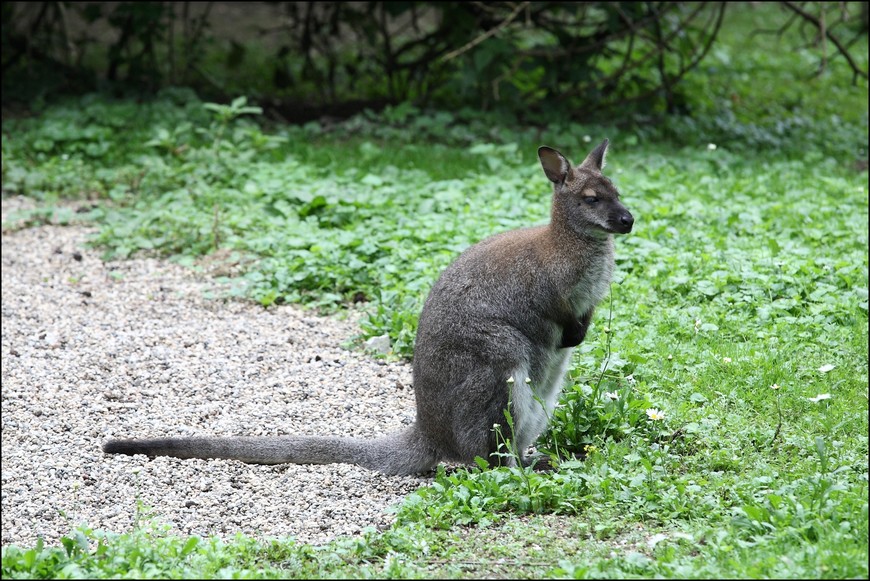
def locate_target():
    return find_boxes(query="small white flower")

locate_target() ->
[722,357,732,363]
[646,408,665,421]
[647,533,669,548]
[625,374,636,384]
[667,354,673,360]
[707,143,717,151]
[604,391,619,401]
[506,377,515,384]
[583,135,592,143]
[807,393,832,403]
[525,377,532,384]
[770,383,781,390]
[818,364,835,373]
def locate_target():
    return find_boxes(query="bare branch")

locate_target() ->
[750,10,800,40]
[782,1,868,83]
[439,2,529,63]
[818,3,828,76]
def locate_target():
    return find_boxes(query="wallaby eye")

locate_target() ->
[582,197,599,205]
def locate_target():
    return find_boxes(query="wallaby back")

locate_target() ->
[103,140,633,475]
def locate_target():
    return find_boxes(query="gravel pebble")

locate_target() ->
[1,196,429,548]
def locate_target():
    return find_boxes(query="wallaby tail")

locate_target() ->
[103,425,438,476]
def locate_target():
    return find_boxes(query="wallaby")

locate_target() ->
[103,139,634,475]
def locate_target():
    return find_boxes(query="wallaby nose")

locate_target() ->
[620,212,634,233]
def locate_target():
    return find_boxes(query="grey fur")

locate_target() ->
[103,140,634,475]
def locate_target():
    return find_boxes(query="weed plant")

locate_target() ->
[1,6,867,578]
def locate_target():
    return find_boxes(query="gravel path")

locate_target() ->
[1,196,429,549]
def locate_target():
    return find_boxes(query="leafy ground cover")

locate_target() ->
[2,5,868,579]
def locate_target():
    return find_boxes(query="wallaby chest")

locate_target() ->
[566,240,614,317]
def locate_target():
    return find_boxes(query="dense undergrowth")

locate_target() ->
[2,4,868,579]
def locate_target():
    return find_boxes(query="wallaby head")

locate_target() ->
[538,139,634,239]
[103,140,634,477]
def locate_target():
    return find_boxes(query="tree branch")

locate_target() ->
[439,1,529,63]
[782,1,868,84]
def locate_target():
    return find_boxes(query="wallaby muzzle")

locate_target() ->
[609,207,634,234]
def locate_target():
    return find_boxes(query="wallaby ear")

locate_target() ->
[579,138,610,172]
[538,146,571,184]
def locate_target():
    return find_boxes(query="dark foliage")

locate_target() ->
[2,2,866,123]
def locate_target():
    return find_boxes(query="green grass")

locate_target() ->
[2,3,868,578]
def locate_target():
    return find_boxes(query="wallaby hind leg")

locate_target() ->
[443,372,519,468]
